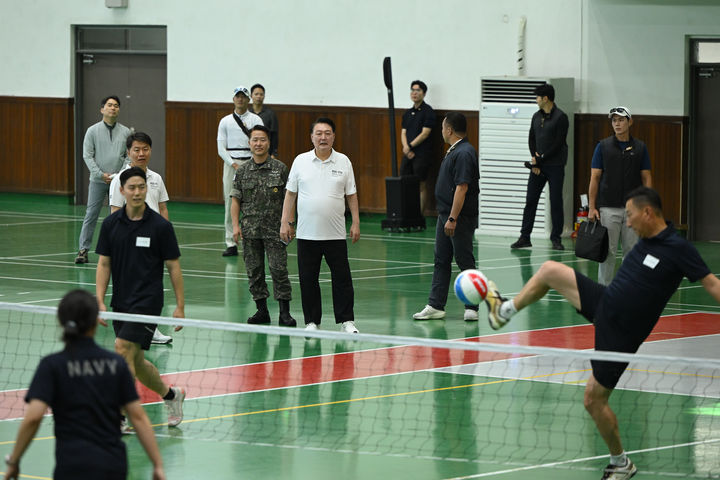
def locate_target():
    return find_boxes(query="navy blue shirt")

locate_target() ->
[402,101,436,156]
[601,224,711,342]
[26,337,138,479]
[591,139,651,170]
[96,205,181,314]
[435,138,479,219]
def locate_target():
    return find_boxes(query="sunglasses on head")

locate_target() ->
[609,107,628,116]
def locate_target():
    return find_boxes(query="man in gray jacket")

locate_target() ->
[75,95,131,264]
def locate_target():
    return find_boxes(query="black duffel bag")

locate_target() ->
[575,220,609,262]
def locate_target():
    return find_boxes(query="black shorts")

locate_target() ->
[400,152,431,181]
[112,309,159,351]
[574,270,637,390]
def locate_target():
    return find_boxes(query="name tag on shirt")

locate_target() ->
[136,236,151,248]
[643,254,659,269]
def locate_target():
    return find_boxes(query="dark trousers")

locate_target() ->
[296,239,354,325]
[428,215,478,311]
[519,164,565,243]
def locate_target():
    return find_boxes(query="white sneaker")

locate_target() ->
[601,459,637,479]
[152,327,172,345]
[120,416,132,435]
[165,386,186,427]
[341,321,359,333]
[413,305,446,320]
[305,323,319,331]
[463,309,479,321]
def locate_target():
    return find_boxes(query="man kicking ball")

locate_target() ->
[484,186,720,480]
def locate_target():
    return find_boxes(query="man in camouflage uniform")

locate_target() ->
[231,125,296,326]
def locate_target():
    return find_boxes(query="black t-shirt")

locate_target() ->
[434,138,480,218]
[600,223,711,343]
[25,338,138,479]
[95,205,181,314]
[401,101,436,156]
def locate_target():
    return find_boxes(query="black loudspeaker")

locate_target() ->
[381,176,426,231]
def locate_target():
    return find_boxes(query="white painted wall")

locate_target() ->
[1,0,720,114]
[583,0,720,115]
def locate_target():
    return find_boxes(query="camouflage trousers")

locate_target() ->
[242,237,292,301]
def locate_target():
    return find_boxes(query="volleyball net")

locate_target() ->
[1,302,719,477]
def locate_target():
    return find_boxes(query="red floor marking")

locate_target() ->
[2,313,718,418]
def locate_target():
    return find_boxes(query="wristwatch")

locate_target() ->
[5,454,18,467]
[448,217,456,223]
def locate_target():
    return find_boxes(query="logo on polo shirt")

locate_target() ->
[331,169,343,177]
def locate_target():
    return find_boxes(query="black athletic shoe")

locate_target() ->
[74,249,89,264]
[510,238,532,249]
[222,246,238,257]
[248,310,271,324]
[551,241,565,251]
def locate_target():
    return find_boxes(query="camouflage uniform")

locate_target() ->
[230,158,291,301]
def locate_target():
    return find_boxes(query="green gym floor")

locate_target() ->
[0,193,718,479]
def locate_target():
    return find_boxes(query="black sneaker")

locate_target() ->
[551,241,565,251]
[248,310,271,324]
[222,246,238,257]
[600,459,637,479]
[279,312,297,327]
[74,249,89,264]
[510,238,532,249]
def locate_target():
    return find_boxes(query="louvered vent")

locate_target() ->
[481,79,546,104]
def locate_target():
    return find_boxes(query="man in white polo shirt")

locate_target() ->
[217,85,264,257]
[108,131,173,345]
[280,117,360,333]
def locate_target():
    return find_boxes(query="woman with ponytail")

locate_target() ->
[4,290,165,480]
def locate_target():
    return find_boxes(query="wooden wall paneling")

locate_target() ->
[0,97,74,195]
[573,114,687,226]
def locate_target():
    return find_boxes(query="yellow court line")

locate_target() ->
[0,471,52,480]
[3,364,713,438]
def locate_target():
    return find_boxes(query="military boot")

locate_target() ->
[248,298,271,324]
[278,299,297,327]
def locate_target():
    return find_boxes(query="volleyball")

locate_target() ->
[454,270,489,306]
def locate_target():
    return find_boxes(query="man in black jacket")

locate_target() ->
[511,83,569,251]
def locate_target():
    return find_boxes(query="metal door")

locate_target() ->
[76,38,166,204]
[691,65,720,240]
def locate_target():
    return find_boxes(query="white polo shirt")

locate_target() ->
[217,111,264,166]
[108,166,169,213]
[287,149,357,240]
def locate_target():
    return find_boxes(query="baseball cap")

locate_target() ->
[233,86,250,97]
[608,106,631,119]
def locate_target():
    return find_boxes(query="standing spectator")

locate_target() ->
[96,167,186,430]
[279,117,360,333]
[511,83,569,251]
[250,84,279,158]
[589,106,652,285]
[3,290,165,480]
[108,131,173,345]
[413,112,480,321]
[75,95,130,264]
[400,80,436,215]
[217,86,264,257]
[231,125,296,327]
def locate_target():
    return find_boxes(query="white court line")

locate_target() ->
[446,438,720,479]
[0,219,77,227]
